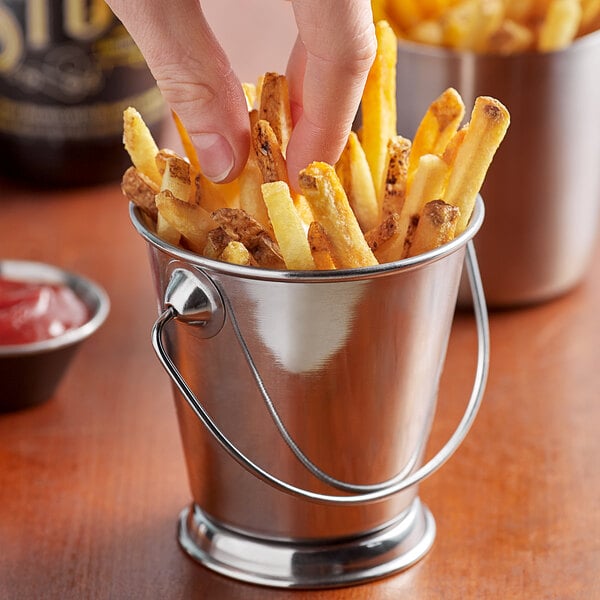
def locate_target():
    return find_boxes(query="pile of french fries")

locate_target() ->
[121,20,509,271]
[374,0,600,53]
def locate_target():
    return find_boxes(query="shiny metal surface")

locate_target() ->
[177,498,435,589]
[150,239,489,505]
[131,199,485,586]
[395,32,600,306]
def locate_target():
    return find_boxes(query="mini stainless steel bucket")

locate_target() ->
[130,198,488,589]
[395,31,600,307]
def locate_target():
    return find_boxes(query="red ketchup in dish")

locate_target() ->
[0,278,89,345]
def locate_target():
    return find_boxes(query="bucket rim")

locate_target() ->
[129,195,484,282]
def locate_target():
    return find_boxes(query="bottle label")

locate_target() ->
[0,0,165,140]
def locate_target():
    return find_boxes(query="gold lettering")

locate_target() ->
[0,4,24,73]
[26,0,50,49]
[64,0,113,41]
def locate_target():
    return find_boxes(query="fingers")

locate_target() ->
[286,0,376,190]
[106,0,249,182]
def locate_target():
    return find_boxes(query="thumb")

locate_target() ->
[107,0,249,182]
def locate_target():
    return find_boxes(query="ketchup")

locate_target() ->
[0,278,89,346]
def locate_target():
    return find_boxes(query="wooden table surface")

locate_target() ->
[1,177,599,600]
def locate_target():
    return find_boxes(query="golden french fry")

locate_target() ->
[261,181,315,270]
[211,207,285,269]
[335,132,380,232]
[361,20,397,194]
[471,0,506,52]
[155,148,180,177]
[364,212,405,264]
[407,199,460,257]
[238,159,272,233]
[381,135,412,218]
[203,227,232,260]
[538,0,582,51]
[298,162,378,268]
[398,153,449,255]
[503,0,536,23]
[156,213,181,246]
[123,106,161,186]
[444,96,510,233]
[407,19,445,45]
[441,125,468,168]
[155,190,214,253]
[441,0,480,49]
[121,166,159,220]
[242,82,257,110]
[171,110,201,173]
[580,0,600,34]
[307,222,337,270]
[221,240,257,266]
[385,0,423,31]
[259,72,293,154]
[161,155,192,203]
[485,18,535,53]
[407,87,464,184]
[252,119,288,184]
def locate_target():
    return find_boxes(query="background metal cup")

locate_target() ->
[395,32,600,307]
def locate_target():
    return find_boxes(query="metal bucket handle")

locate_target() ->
[151,241,489,506]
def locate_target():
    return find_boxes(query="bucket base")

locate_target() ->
[177,497,436,589]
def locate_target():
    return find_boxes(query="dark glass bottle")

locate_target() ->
[0,0,166,187]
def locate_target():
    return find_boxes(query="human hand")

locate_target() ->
[106,0,376,189]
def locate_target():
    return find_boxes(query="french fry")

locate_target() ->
[298,162,378,268]
[252,119,288,184]
[580,0,600,34]
[444,96,510,233]
[335,131,380,232]
[381,135,412,218]
[407,87,464,185]
[171,110,201,173]
[398,153,449,256]
[242,82,257,110]
[385,0,423,31]
[364,212,406,264]
[252,117,315,227]
[441,125,468,168]
[259,72,293,154]
[121,166,159,219]
[211,207,285,269]
[407,199,460,257]
[307,222,337,270]
[238,158,272,233]
[408,19,445,45]
[221,240,257,266]
[503,0,536,23]
[155,190,214,253]
[441,0,480,49]
[123,106,161,186]
[485,18,535,53]
[471,0,506,52]
[361,20,397,195]
[203,227,232,260]
[537,0,582,51]
[261,181,315,270]
[160,155,193,203]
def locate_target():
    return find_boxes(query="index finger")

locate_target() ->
[285,0,376,190]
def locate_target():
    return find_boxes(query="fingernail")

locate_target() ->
[192,133,234,182]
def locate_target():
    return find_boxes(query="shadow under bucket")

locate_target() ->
[130,197,488,589]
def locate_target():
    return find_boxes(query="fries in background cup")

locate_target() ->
[121,20,509,270]
[379,0,600,53]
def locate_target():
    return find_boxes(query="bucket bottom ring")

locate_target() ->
[177,497,436,589]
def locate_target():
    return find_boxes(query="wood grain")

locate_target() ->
[0,177,599,599]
